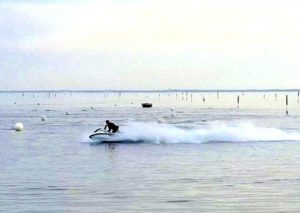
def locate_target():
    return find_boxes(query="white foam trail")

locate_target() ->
[113,122,300,144]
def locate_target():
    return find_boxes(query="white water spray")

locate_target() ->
[110,122,300,144]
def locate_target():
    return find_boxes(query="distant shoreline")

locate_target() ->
[0,89,299,93]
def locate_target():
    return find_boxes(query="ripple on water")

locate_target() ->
[166,200,193,203]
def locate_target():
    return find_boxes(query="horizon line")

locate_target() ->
[0,88,300,93]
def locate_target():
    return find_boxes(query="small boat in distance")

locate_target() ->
[142,103,152,108]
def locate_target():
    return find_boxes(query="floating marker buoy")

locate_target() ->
[157,118,165,123]
[37,103,40,105]
[14,123,24,131]
[41,116,47,121]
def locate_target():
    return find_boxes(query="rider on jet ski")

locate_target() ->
[104,120,119,133]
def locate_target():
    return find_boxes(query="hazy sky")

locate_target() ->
[1,0,300,90]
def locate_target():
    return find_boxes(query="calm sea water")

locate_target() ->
[1,91,300,212]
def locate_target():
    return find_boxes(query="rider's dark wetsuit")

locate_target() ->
[104,121,119,133]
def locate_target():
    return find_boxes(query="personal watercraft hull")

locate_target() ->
[89,130,142,144]
[89,131,114,141]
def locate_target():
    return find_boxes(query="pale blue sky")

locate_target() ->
[1,0,300,90]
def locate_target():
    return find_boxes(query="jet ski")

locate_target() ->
[89,128,116,143]
[89,128,143,144]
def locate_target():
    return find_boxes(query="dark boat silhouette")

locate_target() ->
[141,103,152,108]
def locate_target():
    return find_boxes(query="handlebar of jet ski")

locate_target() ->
[94,128,103,133]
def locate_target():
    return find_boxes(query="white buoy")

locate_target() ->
[157,118,165,123]
[41,116,47,121]
[14,123,24,131]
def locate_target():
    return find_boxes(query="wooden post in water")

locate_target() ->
[217,92,219,99]
[237,95,240,108]
[298,91,299,103]
[286,94,288,115]
[275,93,277,101]
[203,96,205,103]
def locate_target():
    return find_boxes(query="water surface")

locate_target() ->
[1,91,300,212]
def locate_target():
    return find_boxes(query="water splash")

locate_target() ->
[108,121,300,144]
